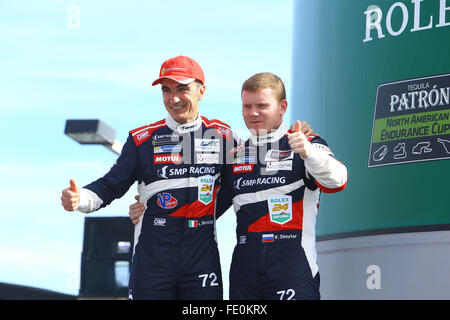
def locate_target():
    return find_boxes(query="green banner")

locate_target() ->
[373,110,450,143]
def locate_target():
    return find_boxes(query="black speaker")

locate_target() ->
[79,217,134,298]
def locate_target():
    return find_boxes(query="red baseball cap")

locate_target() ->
[152,56,205,86]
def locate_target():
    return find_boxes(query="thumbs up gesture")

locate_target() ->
[61,178,81,211]
[288,120,312,159]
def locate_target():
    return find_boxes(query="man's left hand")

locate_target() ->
[288,120,312,159]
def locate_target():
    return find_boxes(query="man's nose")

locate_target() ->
[169,93,180,104]
[250,108,259,116]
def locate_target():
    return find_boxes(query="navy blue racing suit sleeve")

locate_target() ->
[84,134,140,210]
[215,164,233,219]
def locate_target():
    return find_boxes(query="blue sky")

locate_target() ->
[0,0,294,297]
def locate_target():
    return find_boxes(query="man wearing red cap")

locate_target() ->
[61,56,313,300]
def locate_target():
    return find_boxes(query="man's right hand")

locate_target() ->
[129,195,145,225]
[61,179,80,211]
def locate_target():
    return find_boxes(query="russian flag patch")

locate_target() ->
[262,234,274,243]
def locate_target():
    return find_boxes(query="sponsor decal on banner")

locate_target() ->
[268,195,292,225]
[154,154,182,164]
[198,175,215,205]
[195,139,220,152]
[156,193,178,209]
[265,160,293,172]
[232,164,254,174]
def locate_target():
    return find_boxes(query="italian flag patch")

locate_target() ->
[188,220,198,228]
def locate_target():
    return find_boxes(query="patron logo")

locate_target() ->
[156,193,178,209]
[232,164,254,174]
[154,154,182,164]
[198,175,215,205]
[268,195,292,225]
[369,74,450,167]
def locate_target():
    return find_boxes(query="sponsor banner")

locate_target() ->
[195,139,220,152]
[232,164,254,174]
[156,192,178,209]
[268,195,292,225]
[154,154,182,164]
[369,74,450,167]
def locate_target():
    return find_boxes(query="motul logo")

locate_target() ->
[233,164,254,174]
[154,154,182,164]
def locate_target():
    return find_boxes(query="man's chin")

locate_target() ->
[170,113,189,124]
[247,127,270,136]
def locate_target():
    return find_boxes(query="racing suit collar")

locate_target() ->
[166,113,202,134]
[249,121,288,146]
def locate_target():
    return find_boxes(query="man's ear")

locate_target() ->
[198,84,206,101]
[279,99,288,116]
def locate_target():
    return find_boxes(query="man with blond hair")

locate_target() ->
[226,72,347,299]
